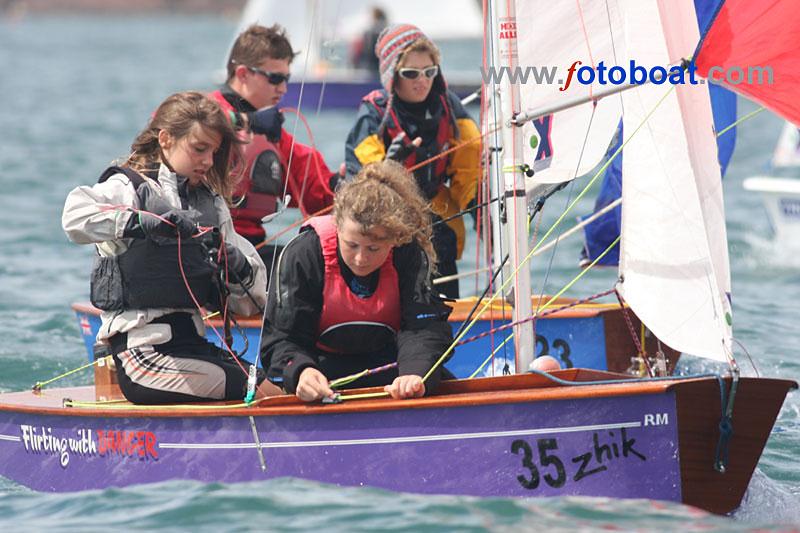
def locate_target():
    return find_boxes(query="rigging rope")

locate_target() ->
[532,104,597,329]
[614,288,654,377]
[33,357,105,392]
[467,234,620,376]
[63,394,280,410]
[455,288,617,349]
[335,86,678,402]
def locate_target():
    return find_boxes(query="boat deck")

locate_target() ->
[0,370,698,418]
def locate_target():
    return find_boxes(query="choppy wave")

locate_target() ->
[0,478,796,532]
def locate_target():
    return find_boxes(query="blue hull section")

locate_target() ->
[74,308,609,377]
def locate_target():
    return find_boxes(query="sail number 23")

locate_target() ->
[535,335,573,368]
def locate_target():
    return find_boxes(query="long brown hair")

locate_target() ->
[334,160,436,267]
[126,91,242,202]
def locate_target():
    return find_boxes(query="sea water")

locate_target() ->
[0,15,797,531]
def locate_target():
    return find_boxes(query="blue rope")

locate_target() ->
[713,376,733,473]
[525,369,724,388]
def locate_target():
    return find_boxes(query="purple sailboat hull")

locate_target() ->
[0,371,793,514]
[0,393,678,498]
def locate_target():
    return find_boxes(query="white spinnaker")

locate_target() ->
[618,0,732,362]
[515,0,626,184]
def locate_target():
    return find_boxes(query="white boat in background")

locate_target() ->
[231,0,483,109]
[743,121,800,242]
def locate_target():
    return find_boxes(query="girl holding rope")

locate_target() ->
[62,91,268,404]
[261,160,454,402]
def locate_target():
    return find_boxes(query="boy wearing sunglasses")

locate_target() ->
[344,24,480,299]
[210,24,338,269]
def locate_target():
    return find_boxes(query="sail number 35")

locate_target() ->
[511,438,566,489]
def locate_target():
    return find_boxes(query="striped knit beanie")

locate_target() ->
[375,24,427,93]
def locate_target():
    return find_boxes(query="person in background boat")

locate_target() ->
[344,24,481,299]
[209,24,340,274]
[62,92,269,404]
[349,6,388,78]
[261,160,454,402]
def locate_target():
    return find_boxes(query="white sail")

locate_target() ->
[334,1,482,41]
[772,120,800,169]
[514,0,627,184]
[236,0,482,79]
[618,0,732,362]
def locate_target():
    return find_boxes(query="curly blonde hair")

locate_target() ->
[334,160,436,267]
[126,91,243,203]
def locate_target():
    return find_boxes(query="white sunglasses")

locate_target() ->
[397,65,439,80]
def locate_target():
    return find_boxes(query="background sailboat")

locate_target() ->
[743,121,800,246]
[231,0,483,109]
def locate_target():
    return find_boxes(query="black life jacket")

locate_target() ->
[89,166,219,311]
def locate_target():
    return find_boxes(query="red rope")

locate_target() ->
[280,107,326,217]
[613,288,654,377]
[105,206,267,397]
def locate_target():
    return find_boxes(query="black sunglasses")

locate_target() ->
[397,65,439,80]
[249,67,291,86]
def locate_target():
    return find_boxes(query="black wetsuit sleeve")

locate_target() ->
[394,243,454,393]
[260,229,325,393]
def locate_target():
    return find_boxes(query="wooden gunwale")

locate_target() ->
[71,299,616,328]
[4,371,789,420]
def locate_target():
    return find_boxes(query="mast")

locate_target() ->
[487,0,535,372]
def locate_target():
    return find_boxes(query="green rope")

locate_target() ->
[63,394,279,411]
[467,334,515,379]
[416,85,677,387]
[33,358,104,391]
[490,235,621,371]
[341,229,613,400]
[339,391,392,401]
[540,235,620,309]
[717,106,764,139]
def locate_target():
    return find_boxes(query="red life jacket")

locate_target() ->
[209,90,286,240]
[363,90,453,199]
[305,215,402,355]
